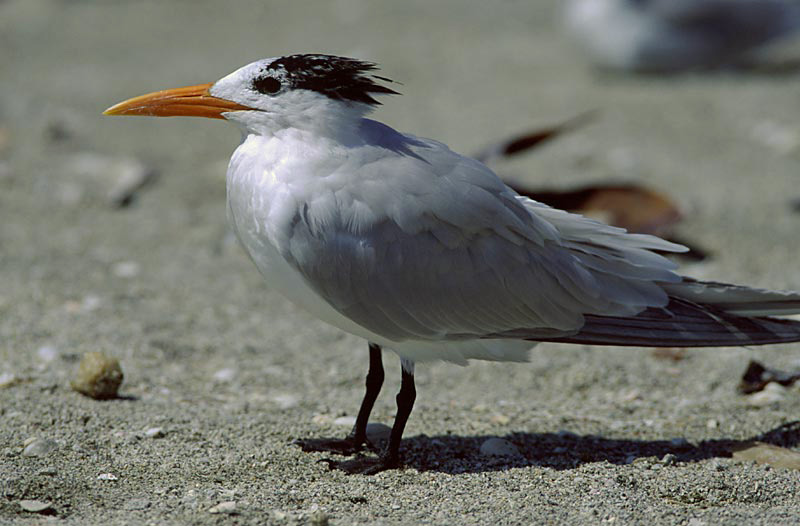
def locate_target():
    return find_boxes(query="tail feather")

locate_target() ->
[543,297,800,348]
[663,278,800,317]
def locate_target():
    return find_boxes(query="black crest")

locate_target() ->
[264,54,399,105]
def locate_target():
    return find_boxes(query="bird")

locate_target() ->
[564,0,800,72]
[105,54,800,474]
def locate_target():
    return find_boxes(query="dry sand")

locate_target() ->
[2,1,800,524]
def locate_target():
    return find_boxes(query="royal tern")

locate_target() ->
[565,0,800,72]
[106,54,800,473]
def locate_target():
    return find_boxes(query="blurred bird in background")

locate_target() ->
[565,0,800,72]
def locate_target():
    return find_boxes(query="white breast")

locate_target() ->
[225,133,391,344]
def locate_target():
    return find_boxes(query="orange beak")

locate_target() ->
[103,82,253,119]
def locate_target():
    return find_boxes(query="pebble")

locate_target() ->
[309,509,330,526]
[706,419,719,430]
[97,473,118,481]
[208,501,237,514]
[479,438,522,458]
[144,427,165,439]
[366,422,392,443]
[46,115,76,142]
[65,295,103,314]
[62,153,157,208]
[489,413,510,425]
[19,500,53,514]
[81,294,102,312]
[271,393,299,410]
[213,368,236,382]
[36,345,59,363]
[333,416,356,427]
[312,414,332,426]
[751,121,800,156]
[106,159,158,207]
[661,453,678,466]
[0,372,20,388]
[111,261,140,278]
[22,438,58,457]
[617,389,641,403]
[70,352,123,399]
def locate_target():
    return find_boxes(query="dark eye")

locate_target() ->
[252,76,282,94]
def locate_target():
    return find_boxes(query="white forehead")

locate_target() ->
[209,57,281,105]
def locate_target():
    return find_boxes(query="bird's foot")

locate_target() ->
[292,435,373,456]
[319,454,401,475]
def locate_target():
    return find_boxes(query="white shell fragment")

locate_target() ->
[479,438,522,458]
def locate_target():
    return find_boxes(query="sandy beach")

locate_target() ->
[2,1,800,524]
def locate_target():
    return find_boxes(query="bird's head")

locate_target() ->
[104,54,399,135]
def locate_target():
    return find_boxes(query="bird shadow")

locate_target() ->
[386,420,800,474]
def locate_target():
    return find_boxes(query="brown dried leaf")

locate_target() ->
[739,360,800,394]
[511,183,682,236]
[473,111,597,163]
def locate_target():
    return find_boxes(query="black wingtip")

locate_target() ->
[541,298,800,348]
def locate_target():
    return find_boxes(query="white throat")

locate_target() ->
[220,91,372,142]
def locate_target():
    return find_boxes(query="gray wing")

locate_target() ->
[282,139,686,343]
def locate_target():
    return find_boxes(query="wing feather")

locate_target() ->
[284,134,684,343]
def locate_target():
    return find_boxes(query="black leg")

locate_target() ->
[380,363,416,468]
[294,342,384,455]
[349,343,384,444]
[330,360,416,475]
